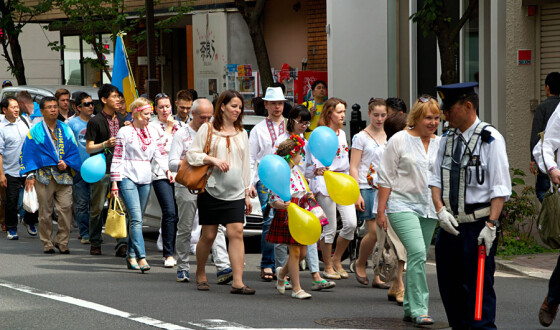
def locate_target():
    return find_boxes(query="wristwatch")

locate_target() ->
[486,219,500,227]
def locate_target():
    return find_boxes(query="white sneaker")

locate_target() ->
[164,257,176,268]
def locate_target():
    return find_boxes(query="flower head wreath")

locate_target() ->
[283,134,306,163]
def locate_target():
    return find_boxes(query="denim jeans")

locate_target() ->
[536,172,551,203]
[152,179,178,257]
[118,178,151,259]
[73,172,91,239]
[256,180,275,269]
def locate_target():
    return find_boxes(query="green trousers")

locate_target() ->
[388,212,437,319]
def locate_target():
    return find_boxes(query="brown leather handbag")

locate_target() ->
[175,123,214,194]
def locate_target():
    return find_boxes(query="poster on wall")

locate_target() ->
[193,12,228,100]
[294,71,328,104]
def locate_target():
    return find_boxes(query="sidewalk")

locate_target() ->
[427,246,557,280]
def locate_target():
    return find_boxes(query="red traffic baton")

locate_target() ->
[475,245,486,321]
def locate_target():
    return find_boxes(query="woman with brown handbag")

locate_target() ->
[186,90,254,295]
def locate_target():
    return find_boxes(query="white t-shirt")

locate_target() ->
[351,130,383,189]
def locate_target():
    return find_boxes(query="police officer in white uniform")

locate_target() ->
[429,82,511,329]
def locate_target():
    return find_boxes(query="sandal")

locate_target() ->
[276,267,285,294]
[414,315,434,325]
[196,281,210,291]
[260,268,274,282]
[230,285,256,295]
[311,279,336,291]
[291,289,312,299]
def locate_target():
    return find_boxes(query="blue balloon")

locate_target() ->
[81,153,106,183]
[258,154,291,201]
[308,126,338,167]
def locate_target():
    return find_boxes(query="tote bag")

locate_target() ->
[105,198,127,239]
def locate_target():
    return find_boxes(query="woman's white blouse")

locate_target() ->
[186,123,251,201]
[149,118,180,180]
[377,130,441,219]
[111,125,168,185]
[307,129,350,197]
[352,130,383,189]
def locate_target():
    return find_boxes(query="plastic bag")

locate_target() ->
[23,187,39,213]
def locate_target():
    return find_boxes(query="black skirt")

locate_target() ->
[197,191,245,225]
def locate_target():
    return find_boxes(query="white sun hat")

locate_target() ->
[262,87,287,101]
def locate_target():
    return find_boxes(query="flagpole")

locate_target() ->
[118,32,139,99]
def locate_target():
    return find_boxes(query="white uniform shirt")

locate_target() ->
[307,129,350,197]
[111,125,168,184]
[536,105,560,174]
[0,117,30,177]
[249,118,285,185]
[429,117,511,204]
[149,118,181,180]
[351,130,383,189]
[168,124,198,201]
[378,130,441,218]
[186,123,251,201]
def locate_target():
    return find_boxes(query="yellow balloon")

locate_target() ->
[324,171,360,205]
[287,203,322,245]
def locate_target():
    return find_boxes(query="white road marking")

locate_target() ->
[0,280,190,330]
[188,319,252,329]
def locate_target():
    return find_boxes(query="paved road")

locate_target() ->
[0,225,551,329]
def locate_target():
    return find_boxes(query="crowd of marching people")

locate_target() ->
[2,80,514,328]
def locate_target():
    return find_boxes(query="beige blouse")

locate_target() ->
[186,123,251,201]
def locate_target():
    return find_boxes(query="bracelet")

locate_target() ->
[102,142,106,149]
[111,188,119,191]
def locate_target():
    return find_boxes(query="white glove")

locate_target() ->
[437,207,459,236]
[477,223,496,256]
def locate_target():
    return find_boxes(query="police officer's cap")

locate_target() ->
[436,82,478,110]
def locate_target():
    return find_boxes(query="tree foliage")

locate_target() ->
[410,0,478,85]
[49,0,191,81]
[233,0,274,92]
[0,0,54,84]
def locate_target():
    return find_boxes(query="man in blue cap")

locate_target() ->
[429,82,511,329]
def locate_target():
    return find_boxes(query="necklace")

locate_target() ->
[134,126,152,151]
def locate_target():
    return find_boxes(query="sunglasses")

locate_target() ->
[418,96,433,103]
[80,101,94,107]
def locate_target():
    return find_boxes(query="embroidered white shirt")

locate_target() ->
[149,118,181,180]
[186,123,251,201]
[269,167,308,203]
[111,125,168,184]
[249,118,285,185]
[307,129,350,197]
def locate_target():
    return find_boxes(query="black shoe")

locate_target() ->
[90,246,102,255]
[44,248,55,254]
[115,244,127,257]
[55,244,70,254]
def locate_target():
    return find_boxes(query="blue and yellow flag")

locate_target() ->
[112,34,138,110]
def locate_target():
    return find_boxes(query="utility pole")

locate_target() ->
[145,0,159,100]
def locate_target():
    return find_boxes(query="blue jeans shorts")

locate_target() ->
[357,188,376,221]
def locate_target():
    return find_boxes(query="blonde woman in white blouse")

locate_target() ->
[110,97,173,273]
[376,96,441,326]
[308,97,357,280]
[186,90,254,295]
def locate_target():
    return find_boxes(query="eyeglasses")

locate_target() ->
[294,119,310,127]
[418,96,433,103]
[81,101,94,107]
[155,93,169,100]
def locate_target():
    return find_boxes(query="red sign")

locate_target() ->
[518,50,531,65]
[294,71,328,104]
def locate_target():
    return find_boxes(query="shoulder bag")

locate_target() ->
[175,123,214,194]
[537,132,560,248]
